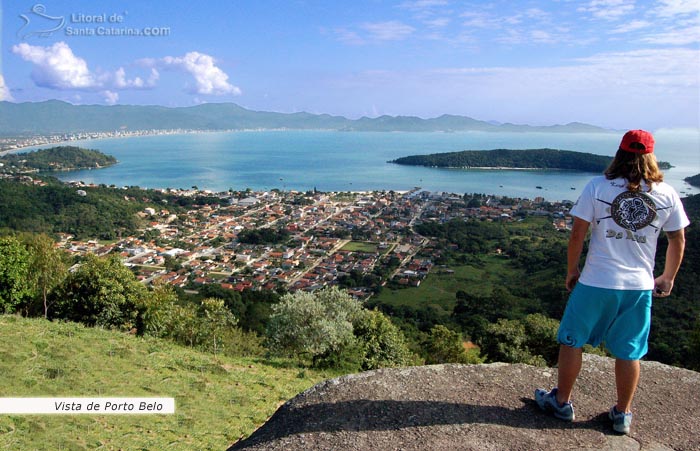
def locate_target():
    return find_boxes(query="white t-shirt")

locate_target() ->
[570,176,690,290]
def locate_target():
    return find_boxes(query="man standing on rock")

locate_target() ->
[535,129,690,434]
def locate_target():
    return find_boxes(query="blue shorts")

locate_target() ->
[557,283,652,360]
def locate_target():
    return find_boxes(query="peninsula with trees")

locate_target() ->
[685,173,700,188]
[0,146,117,174]
[390,148,672,172]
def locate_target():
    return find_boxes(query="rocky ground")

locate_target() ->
[227,354,700,451]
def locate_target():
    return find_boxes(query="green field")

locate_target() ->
[373,255,519,314]
[340,241,378,253]
[0,315,339,451]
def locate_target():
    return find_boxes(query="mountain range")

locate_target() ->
[0,100,613,135]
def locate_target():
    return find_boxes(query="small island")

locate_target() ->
[685,174,700,188]
[0,146,117,174]
[389,148,672,172]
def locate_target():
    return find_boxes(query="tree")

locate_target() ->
[478,314,560,366]
[199,297,238,354]
[690,315,700,372]
[353,309,417,370]
[0,236,31,313]
[24,234,68,318]
[266,287,362,366]
[479,318,542,365]
[135,281,179,337]
[50,254,148,329]
[521,313,560,365]
[424,325,483,364]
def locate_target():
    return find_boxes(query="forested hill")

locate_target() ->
[0,100,612,135]
[685,173,700,188]
[0,146,117,173]
[390,148,672,172]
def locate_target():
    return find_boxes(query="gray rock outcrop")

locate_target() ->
[228,354,700,450]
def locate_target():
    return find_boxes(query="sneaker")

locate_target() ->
[609,406,633,434]
[534,388,575,421]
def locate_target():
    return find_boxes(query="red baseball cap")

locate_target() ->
[619,129,654,154]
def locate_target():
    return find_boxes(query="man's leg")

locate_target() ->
[556,345,582,404]
[615,359,640,413]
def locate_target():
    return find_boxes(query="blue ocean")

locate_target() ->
[51,129,699,202]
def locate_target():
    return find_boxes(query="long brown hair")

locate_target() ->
[604,148,664,192]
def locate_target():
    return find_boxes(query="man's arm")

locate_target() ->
[566,217,590,292]
[653,228,686,297]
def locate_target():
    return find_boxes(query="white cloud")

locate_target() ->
[577,0,636,20]
[103,90,119,105]
[11,41,98,89]
[159,52,241,96]
[334,28,366,45]
[460,11,499,29]
[399,0,451,22]
[530,30,554,43]
[11,42,236,102]
[114,67,159,89]
[571,48,699,89]
[610,19,651,33]
[326,47,698,128]
[458,8,566,46]
[0,75,13,101]
[651,0,700,18]
[524,8,551,21]
[399,0,448,10]
[10,41,161,100]
[424,17,451,28]
[642,25,700,45]
[361,21,415,41]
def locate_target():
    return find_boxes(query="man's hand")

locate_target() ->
[566,217,589,292]
[654,229,686,298]
[566,269,580,292]
[653,276,674,298]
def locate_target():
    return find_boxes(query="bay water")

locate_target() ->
[52,129,699,202]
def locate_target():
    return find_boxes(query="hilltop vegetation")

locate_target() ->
[685,173,700,188]
[390,148,672,172]
[0,176,220,240]
[0,315,338,451]
[0,146,117,173]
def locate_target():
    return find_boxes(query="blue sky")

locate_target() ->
[1,0,698,129]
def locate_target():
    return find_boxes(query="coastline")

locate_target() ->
[4,129,696,202]
[439,166,554,171]
[0,127,314,156]
[0,129,219,156]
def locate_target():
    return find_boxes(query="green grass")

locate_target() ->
[0,315,339,451]
[373,255,521,314]
[340,241,378,253]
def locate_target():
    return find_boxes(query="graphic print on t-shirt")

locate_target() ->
[610,191,657,232]
[597,191,672,234]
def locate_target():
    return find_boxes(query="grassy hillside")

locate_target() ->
[0,315,338,451]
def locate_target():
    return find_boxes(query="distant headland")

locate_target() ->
[390,148,672,172]
[0,146,117,174]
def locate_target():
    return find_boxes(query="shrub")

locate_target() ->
[266,287,361,366]
[424,325,483,364]
[353,309,418,370]
[478,314,560,366]
[50,254,147,329]
[0,236,31,314]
